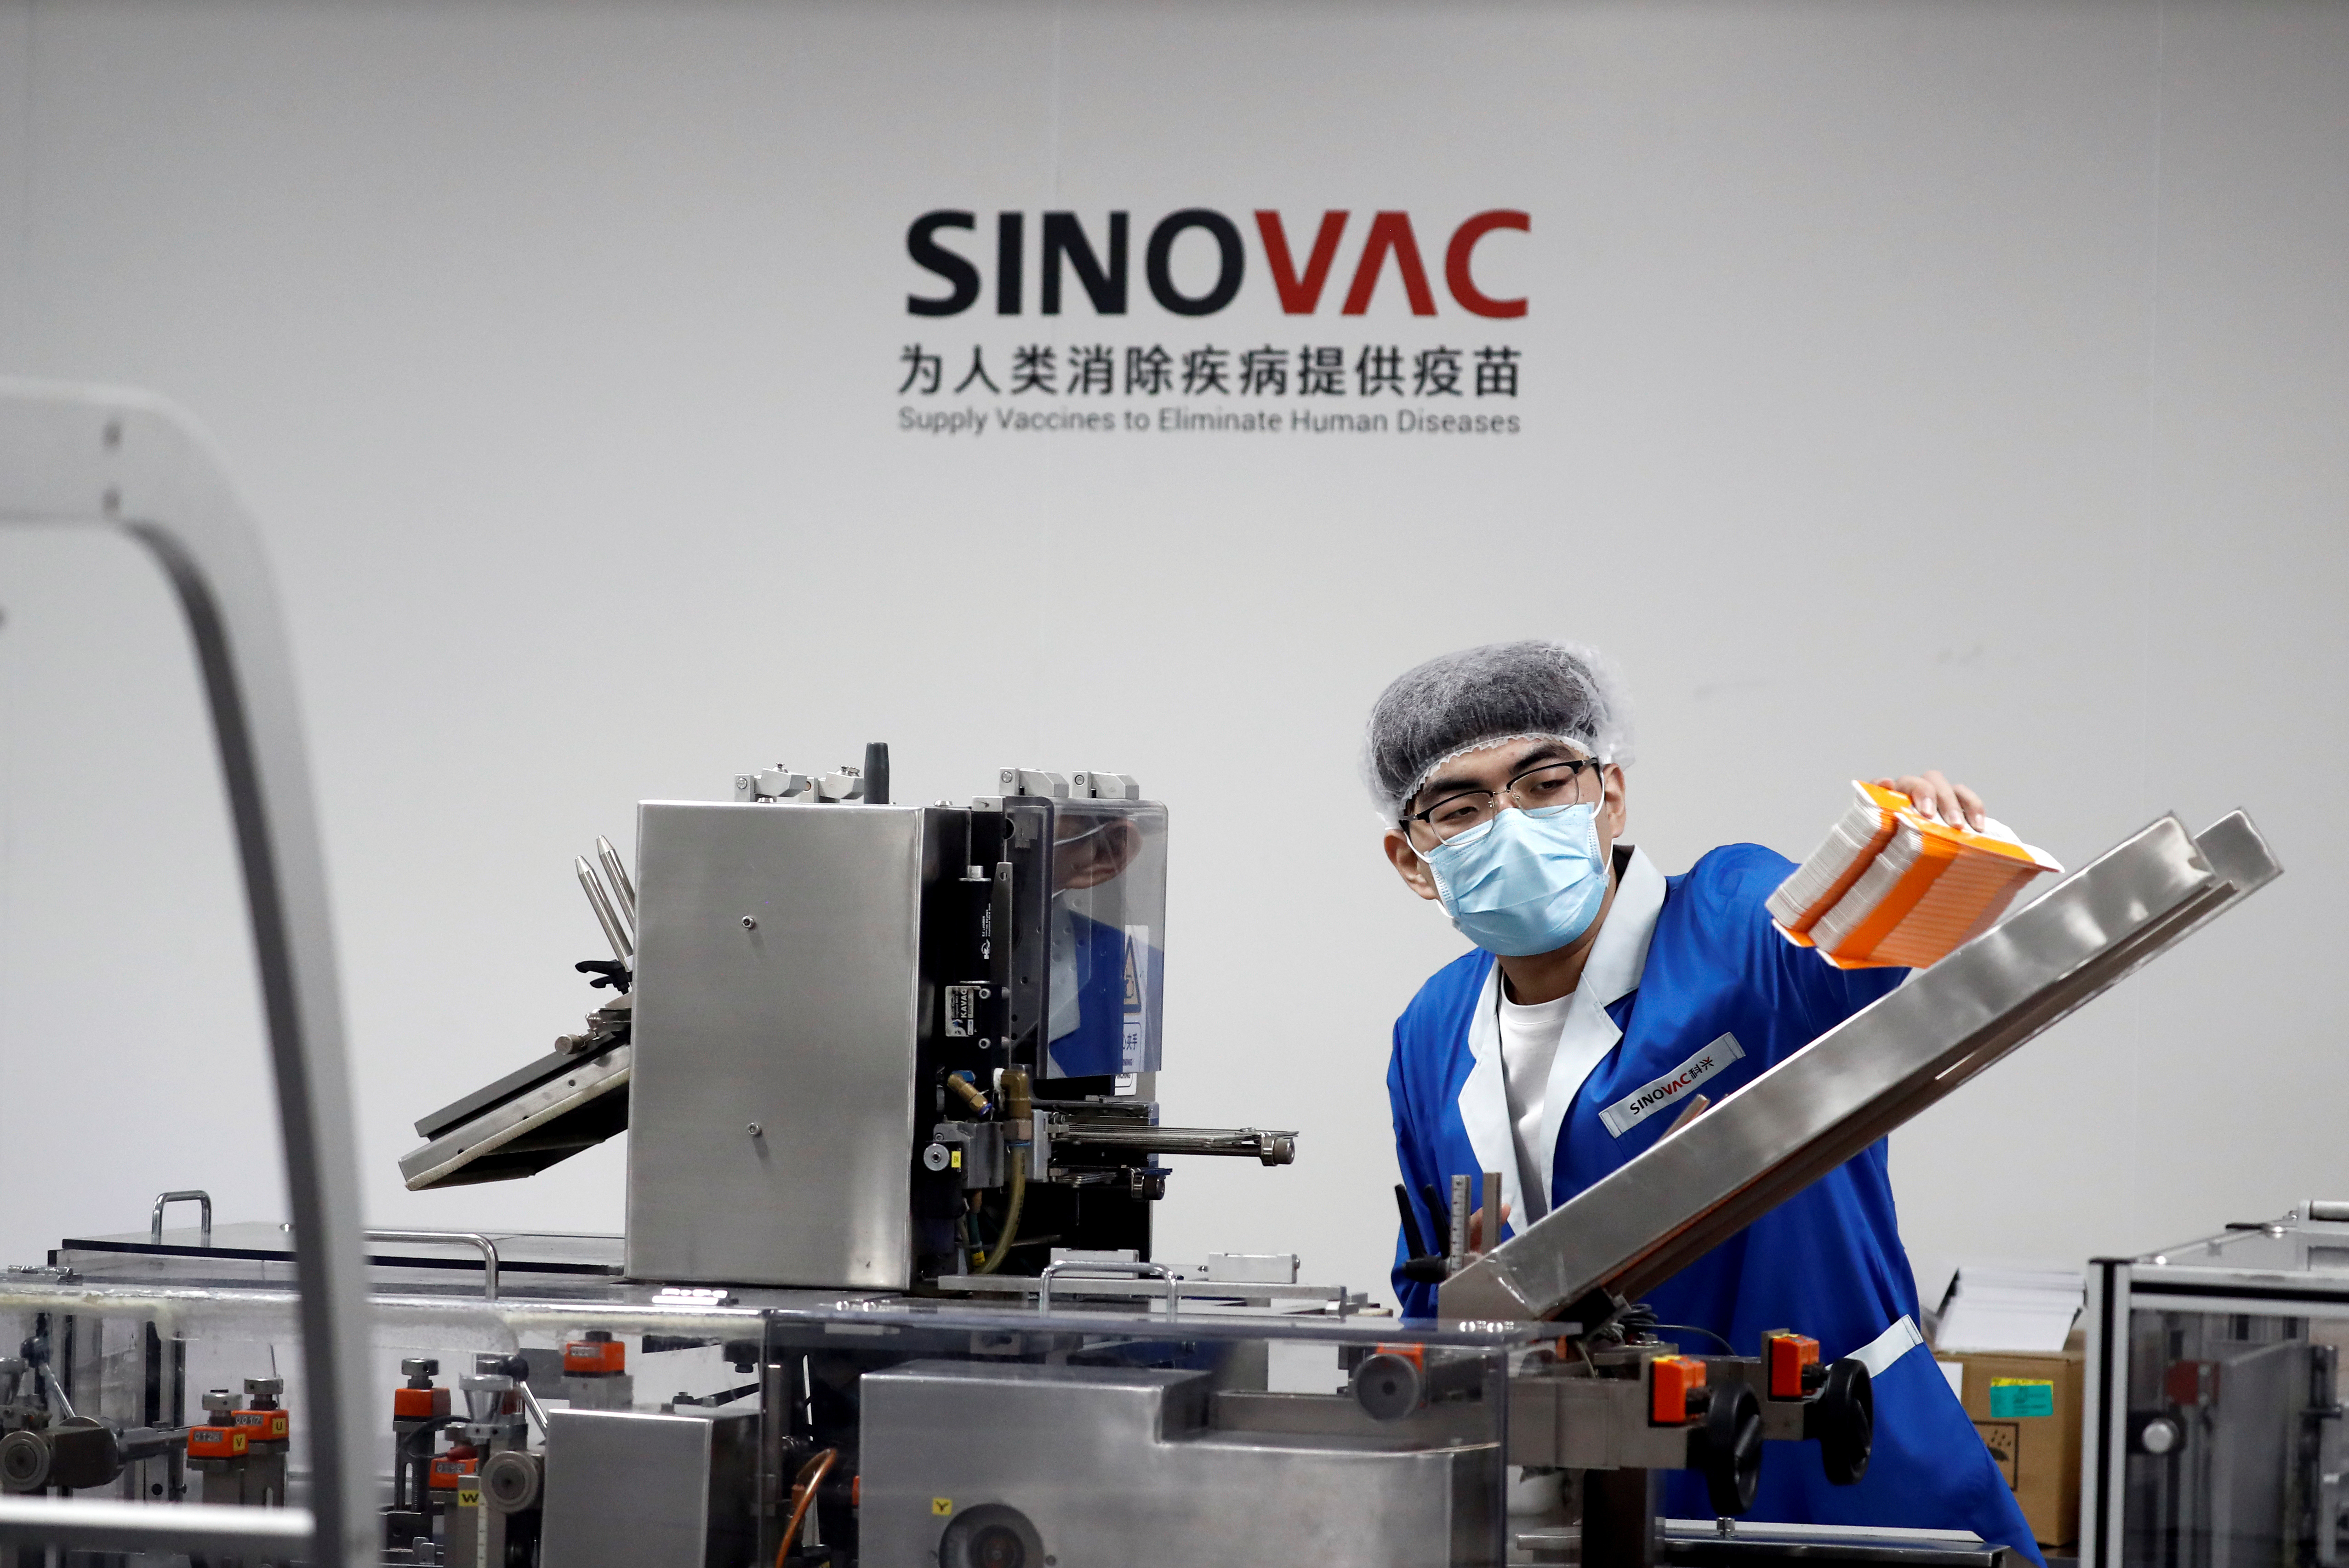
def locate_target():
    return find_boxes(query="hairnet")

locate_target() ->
[1362,640,1635,819]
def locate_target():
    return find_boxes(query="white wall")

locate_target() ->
[1,0,2343,1311]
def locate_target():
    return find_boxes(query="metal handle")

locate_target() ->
[1038,1258,1179,1317]
[364,1230,502,1301]
[0,385,373,1567]
[149,1190,212,1248]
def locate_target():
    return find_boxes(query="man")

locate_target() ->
[1371,639,2037,1561]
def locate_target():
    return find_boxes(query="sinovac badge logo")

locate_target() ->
[1598,1033,1745,1137]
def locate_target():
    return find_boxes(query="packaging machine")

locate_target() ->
[0,383,2287,1568]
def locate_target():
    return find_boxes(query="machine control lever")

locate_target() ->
[1048,1123,1296,1165]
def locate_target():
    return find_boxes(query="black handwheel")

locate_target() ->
[1808,1356,1875,1486]
[1692,1380,1764,1516]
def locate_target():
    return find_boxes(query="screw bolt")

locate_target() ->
[746,1123,762,1137]
[741,915,756,929]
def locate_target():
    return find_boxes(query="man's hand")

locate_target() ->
[1467,1202,1512,1254]
[1876,770,1987,831]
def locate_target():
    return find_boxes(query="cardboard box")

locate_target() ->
[1933,1344,2083,1547]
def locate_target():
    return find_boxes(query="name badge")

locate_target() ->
[1598,1032,1745,1137]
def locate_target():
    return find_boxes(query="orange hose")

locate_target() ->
[776,1448,839,1568]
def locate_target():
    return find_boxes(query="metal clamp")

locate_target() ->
[1037,1258,1180,1317]
[363,1230,502,1301]
[149,1191,212,1248]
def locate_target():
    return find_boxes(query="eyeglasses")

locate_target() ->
[1403,758,1605,846]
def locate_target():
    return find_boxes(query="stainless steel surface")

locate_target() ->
[1444,812,2281,1324]
[1049,1122,1298,1163]
[0,382,371,1565]
[626,800,934,1288]
[1509,1373,1694,1470]
[1038,1257,1179,1315]
[576,855,633,962]
[365,1230,502,1299]
[399,1043,633,1191]
[149,1190,212,1247]
[861,1359,1498,1568]
[539,1407,757,1568]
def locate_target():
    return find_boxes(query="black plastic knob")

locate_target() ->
[1689,1379,1763,1515]
[1807,1357,1874,1486]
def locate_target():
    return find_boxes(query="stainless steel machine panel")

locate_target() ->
[626,801,935,1287]
[539,1407,758,1568]
[2085,1205,2349,1568]
[860,1359,1498,1568]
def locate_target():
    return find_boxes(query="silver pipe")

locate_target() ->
[575,857,633,962]
[595,835,637,924]
[149,1189,212,1247]
[1049,1124,1297,1165]
[364,1229,502,1301]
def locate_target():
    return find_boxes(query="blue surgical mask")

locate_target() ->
[1420,803,1610,957]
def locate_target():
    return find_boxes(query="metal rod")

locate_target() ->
[1049,1124,1297,1164]
[148,1190,211,1248]
[1482,1171,1502,1252]
[595,835,636,927]
[363,1229,502,1301]
[36,1362,76,1423]
[513,1373,548,1434]
[575,856,633,962]
[0,1497,312,1556]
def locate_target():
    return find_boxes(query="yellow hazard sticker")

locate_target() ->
[931,1497,953,1517]
[456,1486,480,1508]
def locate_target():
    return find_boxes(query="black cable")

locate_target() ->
[1615,1301,1738,1355]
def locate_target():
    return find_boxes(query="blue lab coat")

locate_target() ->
[1387,844,2040,1561]
[1044,909,1163,1079]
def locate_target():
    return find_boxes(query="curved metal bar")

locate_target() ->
[149,1190,213,1247]
[0,1497,314,1556]
[1037,1258,1180,1317]
[0,381,370,1565]
[364,1229,503,1301]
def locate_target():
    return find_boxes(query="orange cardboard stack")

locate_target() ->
[1768,782,2062,970]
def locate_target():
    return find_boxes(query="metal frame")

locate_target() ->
[0,381,370,1563]
[2081,1256,2132,1568]
[1442,810,2281,1324]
